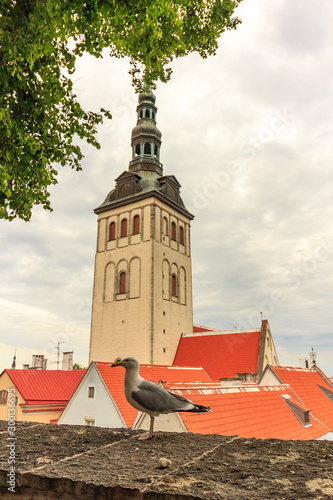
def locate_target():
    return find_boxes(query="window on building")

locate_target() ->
[163,217,169,236]
[144,142,151,155]
[152,111,155,120]
[171,222,176,241]
[179,226,184,245]
[119,271,126,294]
[145,109,150,118]
[139,110,143,119]
[121,219,127,237]
[135,143,141,155]
[0,390,8,405]
[171,274,177,296]
[88,387,95,398]
[84,418,96,426]
[109,222,116,241]
[133,215,140,235]
[282,396,312,428]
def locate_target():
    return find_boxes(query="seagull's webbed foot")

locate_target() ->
[137,415,154,441]
[137,432,153,441]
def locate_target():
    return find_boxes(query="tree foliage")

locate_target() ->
[0,0,242,221]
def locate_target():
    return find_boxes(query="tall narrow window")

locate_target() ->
[135,143,141,155]
[145,109,150,118]
[163,217,169,236]
[119,272,126,294]
[172,274,177,297]
[144,142,151,155]
[171,222,176,241]
[179,226,184,245]
[133,215,140,235]
[88,387,95,398]
[121,219,127,237]
[109,222,116,241]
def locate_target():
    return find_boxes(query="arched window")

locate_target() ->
[119,272,126,294]
[133,215,140,235]
[109,222,116,241]
[171,274,177,297]
[121,219,127,238]
[135,143,141,155]
[139,110,143,118]
[171,222,176,241]
[145,109,150,118]
[179,226,184,245]
[144,142,151,155]
[163,217,168,236]
[152,111,155,120]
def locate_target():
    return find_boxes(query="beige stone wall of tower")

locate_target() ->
[89,94,194,365]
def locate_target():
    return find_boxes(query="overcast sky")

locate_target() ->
[1,0,332,376]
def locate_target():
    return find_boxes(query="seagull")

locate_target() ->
[111,356,210,440]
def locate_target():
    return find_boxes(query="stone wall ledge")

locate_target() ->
[0,421,332,499]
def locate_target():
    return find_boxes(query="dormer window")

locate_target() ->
[318,385,333,403]
[282,395,312,428]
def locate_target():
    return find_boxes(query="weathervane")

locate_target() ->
[309,346,317,367]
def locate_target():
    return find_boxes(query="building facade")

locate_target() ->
[89,94,194,365]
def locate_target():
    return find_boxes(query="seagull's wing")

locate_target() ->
[131,380,196,413]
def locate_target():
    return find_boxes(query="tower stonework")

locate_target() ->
[89,94,194,365]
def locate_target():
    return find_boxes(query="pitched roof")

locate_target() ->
[267,365,333,430]
[173,329,261,380]
[193,325,216,333]
[169,384,330,440]
[94,362,211,428]
[2,369,86,405]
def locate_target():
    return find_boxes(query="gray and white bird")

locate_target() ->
[111,356,210,440]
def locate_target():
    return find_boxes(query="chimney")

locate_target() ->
[62,351,74,371]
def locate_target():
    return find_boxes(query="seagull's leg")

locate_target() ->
[138,415,154,441]
[149,416,154,439]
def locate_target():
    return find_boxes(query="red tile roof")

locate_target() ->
[2,369,86,405]
[193,325,216,333]
[267,366,333,431]
[173,329,261,380]
[169,384,330,440]
[94,362,211,428]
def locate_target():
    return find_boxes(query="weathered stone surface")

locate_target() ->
[0,421,333,499]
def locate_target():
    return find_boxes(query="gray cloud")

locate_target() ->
[0,0,332,375]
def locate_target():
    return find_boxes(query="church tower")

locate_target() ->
[89,94,194,365]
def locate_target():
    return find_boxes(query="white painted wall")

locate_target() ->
[135,412,187,433]
[258,368,280,386]
[58,364,125,428]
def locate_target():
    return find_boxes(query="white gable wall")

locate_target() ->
[135,412,187,433]
[58,364,125,428]
[258,367,281,386]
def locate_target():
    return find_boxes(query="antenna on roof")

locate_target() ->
[309,346,317,367]
[260,312,263,326]
[55,342,66,370]
[11,350,16,369]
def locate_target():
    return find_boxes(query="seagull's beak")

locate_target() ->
[110,357,123,367]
